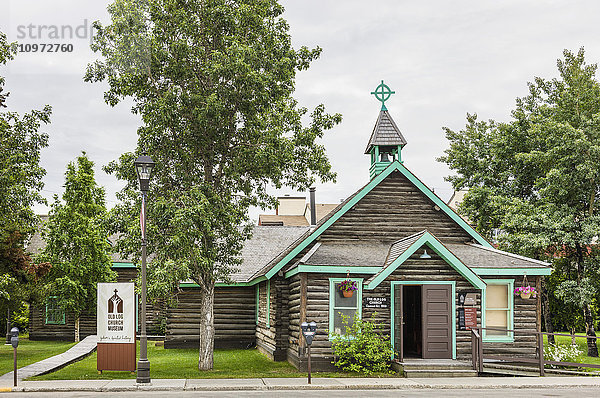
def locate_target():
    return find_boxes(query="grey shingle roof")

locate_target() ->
[446,243,551,269]
[364,110,407,154]
[25,215,49,256]
[301,242,391,266]
[235,225,310,282]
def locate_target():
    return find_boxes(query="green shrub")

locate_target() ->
[330,313,393,374]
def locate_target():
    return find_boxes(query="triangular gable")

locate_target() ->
[262,161,492,281]
[365,231,486,290]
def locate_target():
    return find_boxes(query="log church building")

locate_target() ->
[29,82,551,371]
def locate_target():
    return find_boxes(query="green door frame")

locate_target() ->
[390,281,456,360]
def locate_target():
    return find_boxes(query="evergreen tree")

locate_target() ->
[41,153,115,342]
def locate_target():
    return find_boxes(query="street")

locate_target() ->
[3,389,599,397]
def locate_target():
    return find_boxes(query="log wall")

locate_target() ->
[286,248,540,370]
[255,277,289,360]
[164,286,256,349]
[319,170,473,244]
[29,267,165,341]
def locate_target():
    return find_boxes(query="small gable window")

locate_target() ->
[329,278,362,337]
[483,279,514,342]
[45,296,66,325]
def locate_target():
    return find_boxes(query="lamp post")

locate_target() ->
[134,153,154,384]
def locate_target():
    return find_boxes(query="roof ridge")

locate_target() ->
[390,230,428,246]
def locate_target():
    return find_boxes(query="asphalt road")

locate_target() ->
[3,389,599,397]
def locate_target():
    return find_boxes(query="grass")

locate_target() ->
[543,332,600,371]
[31,341,393,380]
[0,336,77,376]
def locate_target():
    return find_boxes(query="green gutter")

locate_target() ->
[111,262,136,268]
[284,265,381,279]
[473,268,551,276]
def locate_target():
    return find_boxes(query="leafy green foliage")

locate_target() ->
[330,313,393,375]
[86,0,341,368]
[439,48,600,354]
[0,29,51,326]
[40,154,115,337]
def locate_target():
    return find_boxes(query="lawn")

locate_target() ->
[31,341,387,380]
[543,332,600,371]
[0,336,77,376]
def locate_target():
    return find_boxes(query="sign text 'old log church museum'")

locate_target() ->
[29,82,551,371]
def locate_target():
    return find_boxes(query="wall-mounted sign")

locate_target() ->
[365,297,388,309]
[459,293,477,306]
[464,307,477,329]
[97,283,135,343]
[458,307,478,330]
[464,293,477,306]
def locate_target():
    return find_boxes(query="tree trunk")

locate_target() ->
[74,316,80,343]
[584,304,598,357]
[541,279,555,345]
[198,282,215,370]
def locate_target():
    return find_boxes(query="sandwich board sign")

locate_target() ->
[97,283,136,372]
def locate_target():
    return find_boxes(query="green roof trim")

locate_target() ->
[179,277,266,289]
[365,231,486,290]
[473,267,552,276]
[111,262,136,268]
[261,161,491,282]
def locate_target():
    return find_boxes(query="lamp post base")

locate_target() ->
[136,359,150,383]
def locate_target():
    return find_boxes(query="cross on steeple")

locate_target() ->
[370,80,395,111]
[365,80,407,179]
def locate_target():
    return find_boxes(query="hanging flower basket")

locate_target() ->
[514,285,537,299]
[339,279,358,298]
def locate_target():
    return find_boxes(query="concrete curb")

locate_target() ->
[7,376,600,392]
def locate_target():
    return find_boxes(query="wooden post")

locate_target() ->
[471,329,477,371]
[477,328,484,373]
[300,273,307,355]
[538,332,545,376]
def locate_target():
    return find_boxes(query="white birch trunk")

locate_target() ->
[198,282,215,370]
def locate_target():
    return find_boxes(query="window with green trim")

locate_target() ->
[45,296,65,325]
[484,280,514,341]
[329,278,362,337]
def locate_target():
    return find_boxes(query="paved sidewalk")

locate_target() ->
[0,334,97,387]
[2,376,600,392]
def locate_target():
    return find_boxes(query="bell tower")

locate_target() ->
[365,81,407,179]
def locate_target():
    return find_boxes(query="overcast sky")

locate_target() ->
[2,1,600,221]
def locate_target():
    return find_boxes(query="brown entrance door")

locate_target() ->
[422,284,452,359]
[393,284,403,362]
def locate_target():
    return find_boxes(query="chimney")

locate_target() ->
[309,187,316,226]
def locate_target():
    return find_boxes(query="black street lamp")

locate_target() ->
[134,153,154,384]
